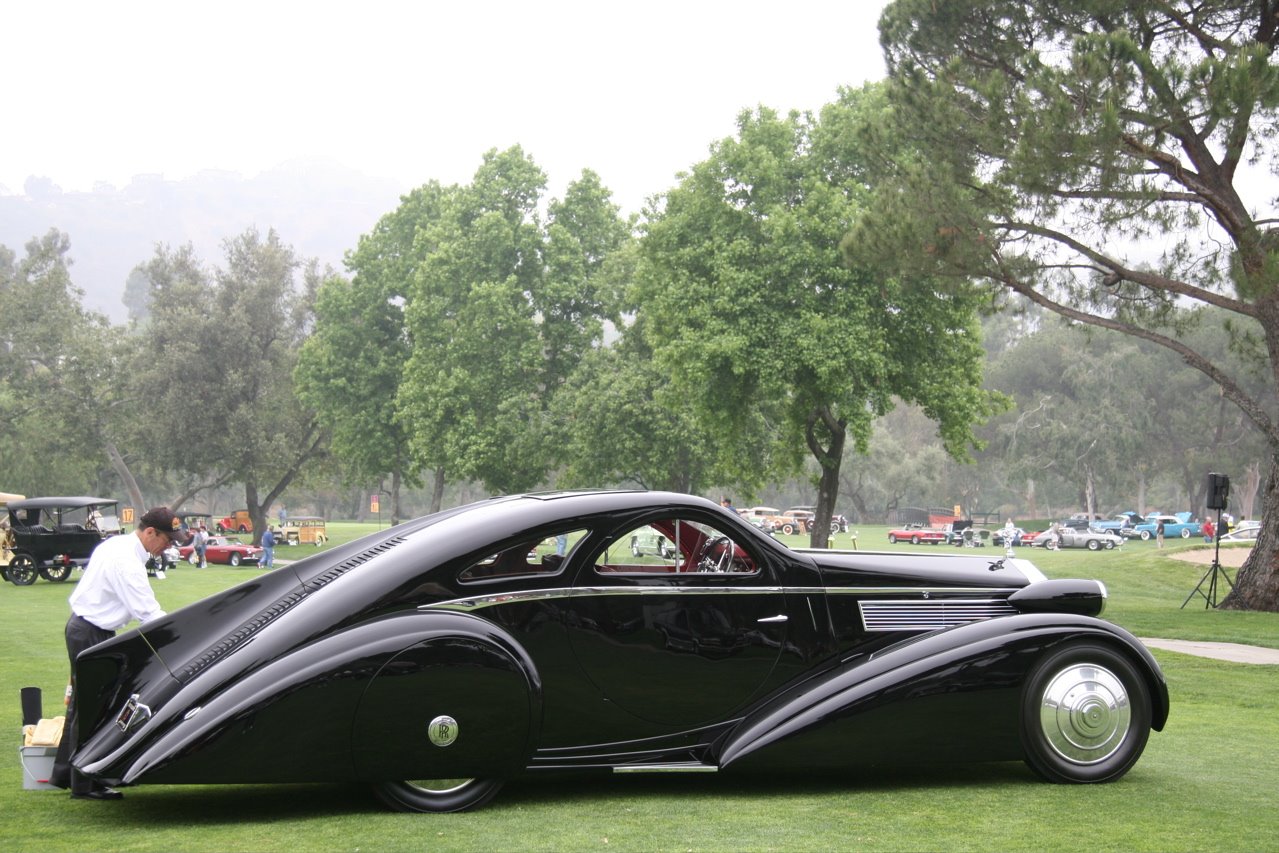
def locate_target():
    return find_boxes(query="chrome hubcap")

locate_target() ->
[1038,663,1130,763]
[404,778,474,794]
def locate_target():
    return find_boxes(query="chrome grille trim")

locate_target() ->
[859,598,1016,632]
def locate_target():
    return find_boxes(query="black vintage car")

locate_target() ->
[2,496,117,585]
[72,491,1168,812]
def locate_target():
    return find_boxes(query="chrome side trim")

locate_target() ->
[860,598,1017,632]
[421,586,1020,613]
[613,763,718,774]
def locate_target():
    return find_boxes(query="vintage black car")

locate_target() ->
[2,496,117,585]
[71,491,1168,812]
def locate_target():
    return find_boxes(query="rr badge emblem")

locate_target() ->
[428,715,458,747]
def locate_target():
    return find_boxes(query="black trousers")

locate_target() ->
[51,614,113,793]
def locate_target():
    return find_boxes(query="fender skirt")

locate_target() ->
[78,611,541,786]
[715,613,1167,773]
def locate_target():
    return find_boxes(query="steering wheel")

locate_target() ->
[696,536,733,573]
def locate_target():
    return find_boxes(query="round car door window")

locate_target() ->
[564,517,787,728]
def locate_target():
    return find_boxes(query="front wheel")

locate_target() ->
[373,778,503,813]
[1139,530,1152,541]
[781,523,796,535]
[888,534,898,544]
[1180,528,1191,539]
[1020,643,1151,784]
[1086,539,1101,551]
[229,553,242,567]
[7,554,38,585]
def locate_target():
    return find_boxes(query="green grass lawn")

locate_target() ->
[2,524,1276,852]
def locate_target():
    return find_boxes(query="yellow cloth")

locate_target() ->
[23,716,64,747]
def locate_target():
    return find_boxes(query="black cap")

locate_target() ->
[139,507,192,546]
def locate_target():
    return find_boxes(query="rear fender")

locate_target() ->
[79,611,540,785]
[716,614,1167,771]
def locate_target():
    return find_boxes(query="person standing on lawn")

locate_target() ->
[261,525,275,570]
[192,524,209,567]
[50,507,189,800]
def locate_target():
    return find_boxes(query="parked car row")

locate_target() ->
[737,506,848,536]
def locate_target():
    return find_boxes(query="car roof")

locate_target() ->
[7,496,118,510]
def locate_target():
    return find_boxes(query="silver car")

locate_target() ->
[1041,527,1124,551]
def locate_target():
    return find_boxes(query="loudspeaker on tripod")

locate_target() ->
[1207,472,1230,510]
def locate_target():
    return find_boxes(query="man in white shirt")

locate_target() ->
[51,506,189,800]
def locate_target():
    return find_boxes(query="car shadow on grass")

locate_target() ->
[110,763,1038,821]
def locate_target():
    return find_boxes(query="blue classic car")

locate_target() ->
[1128,512,1202,541]
[1092,511,1143,534]
[69,491,1168,812]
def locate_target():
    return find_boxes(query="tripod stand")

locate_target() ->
[1181,506,1234,609]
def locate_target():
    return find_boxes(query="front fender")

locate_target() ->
[716,614,1167,772]
[79,611,541,785]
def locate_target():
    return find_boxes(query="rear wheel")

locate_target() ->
[7,554,38,585]
[911,535,920,545]
[1020,643,1151,784]
[1086,539,1101,551]
[781,523,796,535]
[373,778,503,813]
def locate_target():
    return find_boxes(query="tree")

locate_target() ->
[396,149,631,495]
[553,316,722,493]
[859,1,1279,608]
[297,184,459,519]
[0,230,133,498]
[133,229,326,539]
[635,94,1002,546]
[297,272,416,522]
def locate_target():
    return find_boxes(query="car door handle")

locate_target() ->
[757,615,788,624]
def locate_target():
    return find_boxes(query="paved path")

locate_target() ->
[1140,638,1279,665]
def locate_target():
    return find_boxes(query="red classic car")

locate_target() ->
[887,525,949,545]
[178,535,264,567]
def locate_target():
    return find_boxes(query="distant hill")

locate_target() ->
[0,160,407,323]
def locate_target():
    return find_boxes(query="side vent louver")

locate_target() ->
[179,536,407,680]
[860,599,1015,632]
